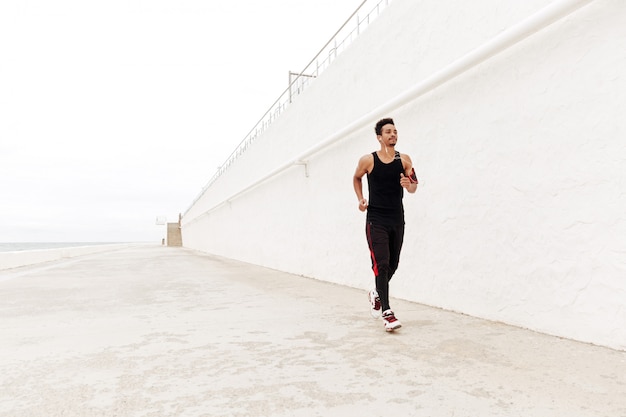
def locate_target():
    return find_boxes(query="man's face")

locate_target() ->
[378,124,397,147]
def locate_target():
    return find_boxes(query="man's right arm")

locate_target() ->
[353,155,372,212]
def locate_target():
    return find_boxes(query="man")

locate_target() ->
[352,118,418,331]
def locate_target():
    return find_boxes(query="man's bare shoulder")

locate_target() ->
[358,153,374,163]
[358,153,375,168]
[399,152,413,161]
[399,152,413,166]
[355,153,374,176]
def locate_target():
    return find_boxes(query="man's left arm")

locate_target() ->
[400,154,418,193]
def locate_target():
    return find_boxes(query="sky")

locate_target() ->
[0,0,364,242]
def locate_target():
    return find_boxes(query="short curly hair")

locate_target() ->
[374,118,395,136]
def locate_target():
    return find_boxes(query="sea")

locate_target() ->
[0,242,125,253]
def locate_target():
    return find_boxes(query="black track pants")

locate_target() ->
[365,222,405,312]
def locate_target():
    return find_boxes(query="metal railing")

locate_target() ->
[190,0,392,206]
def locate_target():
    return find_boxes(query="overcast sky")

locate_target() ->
[0,0,363,242]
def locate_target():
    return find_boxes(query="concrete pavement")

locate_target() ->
[1,245,624,417]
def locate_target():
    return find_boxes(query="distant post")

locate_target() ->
[155,216,167,245]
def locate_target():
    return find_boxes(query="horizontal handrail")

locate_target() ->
[183,0,594,225]
[185,0,392,214]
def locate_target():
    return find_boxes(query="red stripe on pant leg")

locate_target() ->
[366,223,379,276]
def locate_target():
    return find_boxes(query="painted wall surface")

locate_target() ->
[182,0,626,350]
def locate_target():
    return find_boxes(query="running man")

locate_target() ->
[352,118,418,331]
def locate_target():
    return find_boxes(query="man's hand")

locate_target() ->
[358,198,368,212]
[400,173,411,189]
[400,172,418,193]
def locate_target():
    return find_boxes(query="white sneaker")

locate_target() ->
[368,289,381,319]
[382,309,401,331]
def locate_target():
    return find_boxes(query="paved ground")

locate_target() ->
[1,245,624,417]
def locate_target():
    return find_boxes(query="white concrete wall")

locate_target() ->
[182,0,626,351]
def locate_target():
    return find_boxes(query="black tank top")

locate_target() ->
[367,151,405,225]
